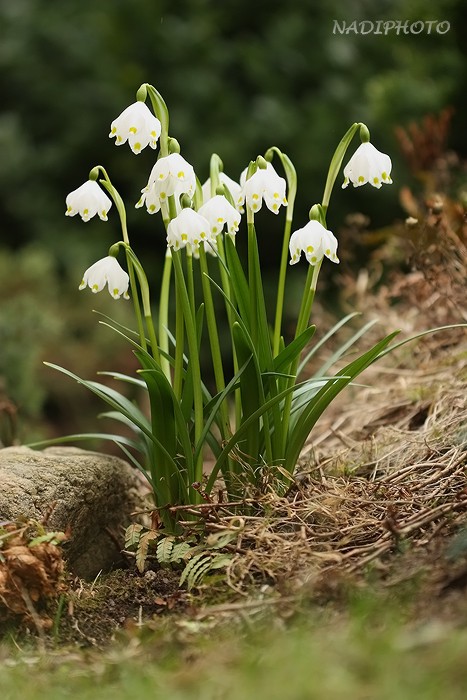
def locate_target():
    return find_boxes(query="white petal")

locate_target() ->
[79,256,129,299]
[342,142,392,189]
[109,102,161,154]
[289,221,339,266]
[65,180,112,222]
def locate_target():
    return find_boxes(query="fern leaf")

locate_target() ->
[180,553,211,589]
[124,523,144,550]
[170,541,192,563]
[136,530,158,573]
[156,536,175,564]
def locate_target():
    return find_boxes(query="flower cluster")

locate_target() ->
[60,85,400,532]
[67,96,393,297]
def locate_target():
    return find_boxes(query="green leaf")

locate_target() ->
[232,321,263,465]
[297,312,360,375]
[44,362,179,479]
[273,325,316,374]
[97,371,147,389]
[26,431,142,452]
[224,235,251,322]
[137,364,194,486]
[206,378,306,492]
[285,332,399,472]
[313,319,379,378]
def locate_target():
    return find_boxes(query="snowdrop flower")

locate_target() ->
[109,101,161,154]
[136,154,196,214]
[289,220,339,266]
[198,195,241,238]
[79,256,130,299]
[241,162,287,214]
[167,208,214,257]
[202,172,244,212]
[65,180,112,222]
[342,142,392,189]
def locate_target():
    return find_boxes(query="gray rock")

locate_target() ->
[0,446,143,579]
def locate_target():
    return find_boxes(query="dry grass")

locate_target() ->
[190,195,467,604]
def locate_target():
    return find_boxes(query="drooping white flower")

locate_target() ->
[202,172,244,212]
[289,220,339,266]
[136,154,196,214]
[167,208,214,257]
[198,195,241,238]
[342,142,392,189]
[241,162,287,214]
[65,180,112,222]
[109,101,162,154]
[79,256,130,299]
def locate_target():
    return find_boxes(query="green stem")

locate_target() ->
[247,211,258,346]
[281,260,321,457]
[199,246,230,439]
[273,216,292,356]
[186,251,196,318]
[125,247,161,364]
[295,261,321,339]
[158,250,173,380]
[216,235,242,431]
[173,280,184,400]
[263,148,297,358]
[321,122,362,215]
[172,251,204,483]
[143,84,170,158]
[95,166,147,351]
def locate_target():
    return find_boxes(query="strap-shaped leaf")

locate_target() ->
[285,332,399,472]
[273,325,316,375]
[137,368,194,488]
[232,321,268,465]
[224,234,251,322]
[44,362,178,475]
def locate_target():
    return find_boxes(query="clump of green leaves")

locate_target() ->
[30,83,465,536]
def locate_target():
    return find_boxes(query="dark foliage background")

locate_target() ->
[0,0,465,441]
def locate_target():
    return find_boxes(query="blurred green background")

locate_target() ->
[0,0,465,443]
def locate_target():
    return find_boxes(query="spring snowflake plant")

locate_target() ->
[36,84,443,533]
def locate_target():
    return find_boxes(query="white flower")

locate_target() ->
[167,208,214,257]
[109,101,161,154]
[241,162,287,214]
[202,172,244,212]
[289,220,339,266]
[65,180,112,222]
[79,256,130,299]
[136,154,196,214]
[198,195,241,238]
[342,142,392,189]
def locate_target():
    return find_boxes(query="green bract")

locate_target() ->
[38,84,402,533]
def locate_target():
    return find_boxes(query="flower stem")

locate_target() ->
[321,122,362,215]
[264,148,297,358]
[199,246,230,439]
[172,251,204,484]
[158,250,173,381]
[96,166,148,351]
